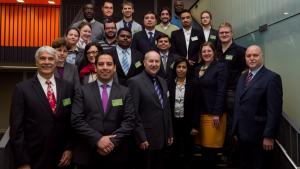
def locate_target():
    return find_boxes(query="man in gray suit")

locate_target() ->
[128,50,173,169]
[71,51,135,169]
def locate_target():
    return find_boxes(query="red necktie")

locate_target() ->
[46,80,56,113]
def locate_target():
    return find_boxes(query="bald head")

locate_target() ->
[144,50,161,77]
[245,45,264,71]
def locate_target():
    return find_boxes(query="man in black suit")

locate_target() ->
[171,9,205,66]
[71,51,135,169]
[233,45,283,169]
[131,11,163,55]
[156,33,179,85]
[200,10,219,47]
[111,27,144,86]
[9,46,73,169]
[128,50,173,169]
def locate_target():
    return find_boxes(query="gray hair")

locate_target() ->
[34,46,58,61]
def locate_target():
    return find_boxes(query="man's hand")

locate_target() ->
[167,137,173,146]
[190,128,199,136]
[58,150,72,167]
[263,138,274,151]
[139,141,150,150]
[17,164,31,169]
[97,135,116,155]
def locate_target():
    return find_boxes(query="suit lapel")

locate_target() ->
[179,29,187,52]
[55,78,62,114]
[63,63,71,80]
[157,76,167,108]
[91,81,105,117]
[141,72,162,108]
[105,82,118,117]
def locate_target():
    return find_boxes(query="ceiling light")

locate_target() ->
[48,0,55,4]
[17,0,24,3]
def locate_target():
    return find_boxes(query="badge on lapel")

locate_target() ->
[112,99,123,107]
[191,36,198,41]
[135,61,142,68]
[62,98,71,106]
[225,55,233,60]
[209,35,216,40]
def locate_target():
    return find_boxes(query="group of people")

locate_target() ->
[9,0,283,169]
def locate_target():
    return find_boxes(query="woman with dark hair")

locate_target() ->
[65,27,84,68]
[52,37,80,88]
[168,57,197,169]
[193,42,228,169]
[79,42,103,84]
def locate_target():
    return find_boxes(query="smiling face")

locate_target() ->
[176,61,187,79]
[96,54,116,83]
[104,22,117,39]
[144,51,161,77]
[122,4,134,18]
[245,45,264,71]
[219,26,233,44]
[180,12,192,29]
[156,37,171,52]
[201,45,215,64]
[66,29,79,46]
[117,30,132,49]
[86,45,98,64]
[160,9,171,24]
[36,50,57,79]
[80,25,92,42]
[55,46,68,63]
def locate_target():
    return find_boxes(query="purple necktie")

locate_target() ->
[101,84,108,113]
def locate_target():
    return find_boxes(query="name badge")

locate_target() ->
[62,98,71,106]
[135,61,142,68]
[112,99,123,107]
[191,36,198,41]
[209,35,216,40]
[225,55,233,60]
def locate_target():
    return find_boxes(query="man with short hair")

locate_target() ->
[101,0,114,24]
[132,11,163,55]
[171,9,205,65]
[200,10,219,47]
[111,28,144,86]
[72,52,135,169]
[98,19,117,51]
[128,50,173,169]
[72,2,104,41]
[170,0,184,28]
[116,1,142,35]
[10,46,74,169]
[155,7,179,38]
[233,45,282,169]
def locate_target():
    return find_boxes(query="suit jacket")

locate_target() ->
[171,28,205,63]
[158,53,179,85]
[193,60,228,116]
[202,27,219,48]
[168,78,198,130]
[9,76,74,169]
[131,30,163,55]
[233,66,282,143]
[111,47,144,86]
[128,71,173,150]
[71,81,135,165]
[54,62,80,88]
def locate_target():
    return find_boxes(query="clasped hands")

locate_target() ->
[97,134,116,156]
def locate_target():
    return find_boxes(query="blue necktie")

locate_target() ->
[148,32,154,43]
[121,49,130,75]
[153,78,164,107]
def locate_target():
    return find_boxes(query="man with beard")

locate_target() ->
[111,28,144,86]
[72,2,104,41]
[98,19,117,51]
[155,7,179,38]
[116,1,142,35]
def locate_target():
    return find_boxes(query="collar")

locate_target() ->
[145,29,155,35]
[249,64,263,77]
[37,73,55,85]
[83,18,96,24]
[97,79,113,87]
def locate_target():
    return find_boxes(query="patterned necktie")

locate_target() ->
[148,32,154,43]
[101,84,109,113]
[153,78,164,107]
[122,49,130,75]
[245,72,253,87]
[162,55,167,71]
[46,80,56,113]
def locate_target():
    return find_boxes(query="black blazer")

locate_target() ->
[233,66,282,143]
[193,60,228,116]
[9,76,74,169]
[111,47,144,86]
[131,30,163,55]
[128,71,173,150]
[71,81,135,165]
[168,78,198,129]
[171,28,205,63]
[203,27,219,48]
[158,53,179,85]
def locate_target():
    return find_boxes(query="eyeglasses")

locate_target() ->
[87,50,98,55]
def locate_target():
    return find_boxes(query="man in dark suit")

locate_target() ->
[71,51,135,169]
[111,27,144,86]
[171,9,205,66]
[200,10,219,47]
[131,11,163,55]
[128,50,173,169]
[9,46,73,169]
[156,33,179,85]
[233,45,283,169]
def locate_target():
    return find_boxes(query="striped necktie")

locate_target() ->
[245,72,253,87]
[148,32,154,43]
[121,49,130,75]
[153,78,164,107]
